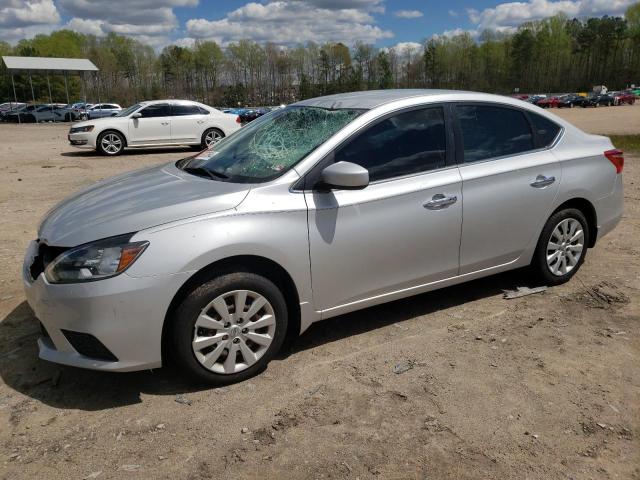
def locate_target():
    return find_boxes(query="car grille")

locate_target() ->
[29,242,69,281]
[61,330,118,362]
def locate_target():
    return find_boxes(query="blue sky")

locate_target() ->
[0,0,636,49]
[169,0,483,47]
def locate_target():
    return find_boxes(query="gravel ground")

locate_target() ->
[0,104,638,479]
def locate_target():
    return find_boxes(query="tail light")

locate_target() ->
[604,149,624,174]
[236,116,241,124]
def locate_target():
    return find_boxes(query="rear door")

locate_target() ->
[170,103,208,144]
[128,103,171,144]
[305,105,463,314]
[455,103,562,273]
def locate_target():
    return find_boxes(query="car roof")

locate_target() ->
[292,89,466,110]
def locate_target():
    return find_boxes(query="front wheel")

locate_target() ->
[201,128,224,149]
[531,208,589,286]
[97,131,125,156]
[170,272,288,385]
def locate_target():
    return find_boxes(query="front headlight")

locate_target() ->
[70,125,94,133]
[45,234,148,284]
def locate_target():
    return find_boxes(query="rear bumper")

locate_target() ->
[23,240,191,372]
[595,174,624,242]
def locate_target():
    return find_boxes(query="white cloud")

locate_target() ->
[393,9,423,19]
[185,0,393,45]
[468,0,635,30]
[386,41,422,53]
[65,17,102,36]
[430,28,480,40]
[58,0,198,46]
[448,9,458,17]
[0,0,59,27]
[0,0,60,43]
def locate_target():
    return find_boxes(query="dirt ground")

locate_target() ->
[0,104,638,480]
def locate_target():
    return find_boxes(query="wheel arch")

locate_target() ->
[98,128,129,147]
[161,254,301,363]
[551,198,598,247]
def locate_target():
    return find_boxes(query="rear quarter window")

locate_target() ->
[529,112,561,148]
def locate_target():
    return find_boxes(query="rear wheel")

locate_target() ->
[97,131,125,156]
[531,208,589,286]
[171,272,288,385]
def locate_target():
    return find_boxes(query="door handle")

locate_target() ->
[161,121,169,126]
[424,194,457,210]
[530,175,556,188]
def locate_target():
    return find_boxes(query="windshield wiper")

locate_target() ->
[183,166,229,180]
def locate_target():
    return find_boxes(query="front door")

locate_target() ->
[305,106,463,315]
[129,103,171,144]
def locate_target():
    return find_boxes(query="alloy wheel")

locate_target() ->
[192,290,276,374]
[205,130,223,147]
[101,133,122,154]
[546,218,584,276]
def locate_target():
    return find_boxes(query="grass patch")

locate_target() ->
[609,135,640,154]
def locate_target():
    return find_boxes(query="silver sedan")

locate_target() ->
[23,90,624,384]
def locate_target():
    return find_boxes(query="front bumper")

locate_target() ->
[23,240,192,372]
[68,132,96,148]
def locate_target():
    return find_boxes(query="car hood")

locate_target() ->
[38,162,250,246]
[71,116,117,128]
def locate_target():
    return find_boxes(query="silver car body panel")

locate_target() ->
[24,90,623,371]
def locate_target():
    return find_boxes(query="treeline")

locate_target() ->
[1,4,640,107]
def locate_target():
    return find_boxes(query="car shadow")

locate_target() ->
[0,268,536,411]
[60,146,196,158]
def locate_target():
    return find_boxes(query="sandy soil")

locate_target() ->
[0,106,638,479]
[553,102,640,135]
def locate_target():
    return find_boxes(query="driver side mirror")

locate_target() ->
[319,161,369,190]
[131,112,142,119]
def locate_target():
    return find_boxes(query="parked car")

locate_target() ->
[55,103,94,122]
[0,102,25,112]
[84,103,122,119]
[25,90,623,384]
[556,94,587,108]
[536,96,560,108]
[583,93,615,107]
[22,104,70,123]
[222,107,272,124]
[612,91,636,106]
[2,104,47,122]
[67,99,242,155]
[526,95,546,105]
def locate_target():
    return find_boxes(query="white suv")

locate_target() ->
[68,100,242,155]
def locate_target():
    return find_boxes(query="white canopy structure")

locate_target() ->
[1,56,99,123]
[2,56,98,73]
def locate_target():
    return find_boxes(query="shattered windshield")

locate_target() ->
[180,106,364,183]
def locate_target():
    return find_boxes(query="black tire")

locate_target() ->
[170,272,288,385]
[531,208,589,286]
[96,130,125,156]
[200,128,225,150]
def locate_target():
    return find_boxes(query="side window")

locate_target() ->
[457,105,534,163]
[140,104,170,118]
[197,106,210,115]
[529,112,561,148]
[172,104,203,116]
[334,107,447,182]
